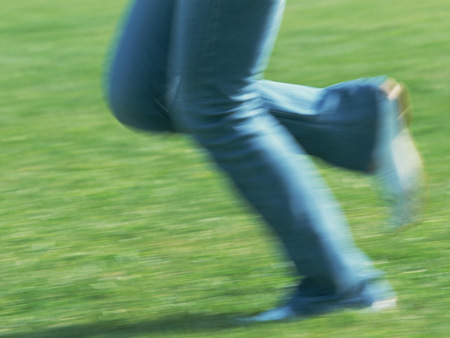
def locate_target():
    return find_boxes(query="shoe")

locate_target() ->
[237,297,397,323]
[371,79,424,229]
[237,305,298,323]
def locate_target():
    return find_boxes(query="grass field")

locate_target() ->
[1,0,449,337]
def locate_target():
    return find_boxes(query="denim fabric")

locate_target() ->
[106,0,394,310]
[106,0,387,172]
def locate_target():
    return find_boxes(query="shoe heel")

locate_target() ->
[395,83,413,126]
[383,80,413,126]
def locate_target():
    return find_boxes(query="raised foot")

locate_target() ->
[372,79,424,229]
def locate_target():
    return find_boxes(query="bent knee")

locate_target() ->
[106,83,174,133]
[106,84,141,127]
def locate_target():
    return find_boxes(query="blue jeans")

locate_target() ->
[106,0,393,312]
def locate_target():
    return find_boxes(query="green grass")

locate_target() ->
[1,0,449,336]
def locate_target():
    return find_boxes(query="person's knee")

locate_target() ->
[106,80,174,133]
[106,83,136,127]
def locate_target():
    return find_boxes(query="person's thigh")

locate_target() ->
[167,0,286,135]
[106,0,176,132]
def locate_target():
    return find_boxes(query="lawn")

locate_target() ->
[1,0,449,337]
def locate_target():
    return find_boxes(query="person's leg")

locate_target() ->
[260,78,386,172]
[260,77,424,228]
[105,0,381,171]
[106,0,176,133]
[167,0,394,319]
[105,0,422,230]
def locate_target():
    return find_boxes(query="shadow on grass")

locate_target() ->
[1,312,246,338]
